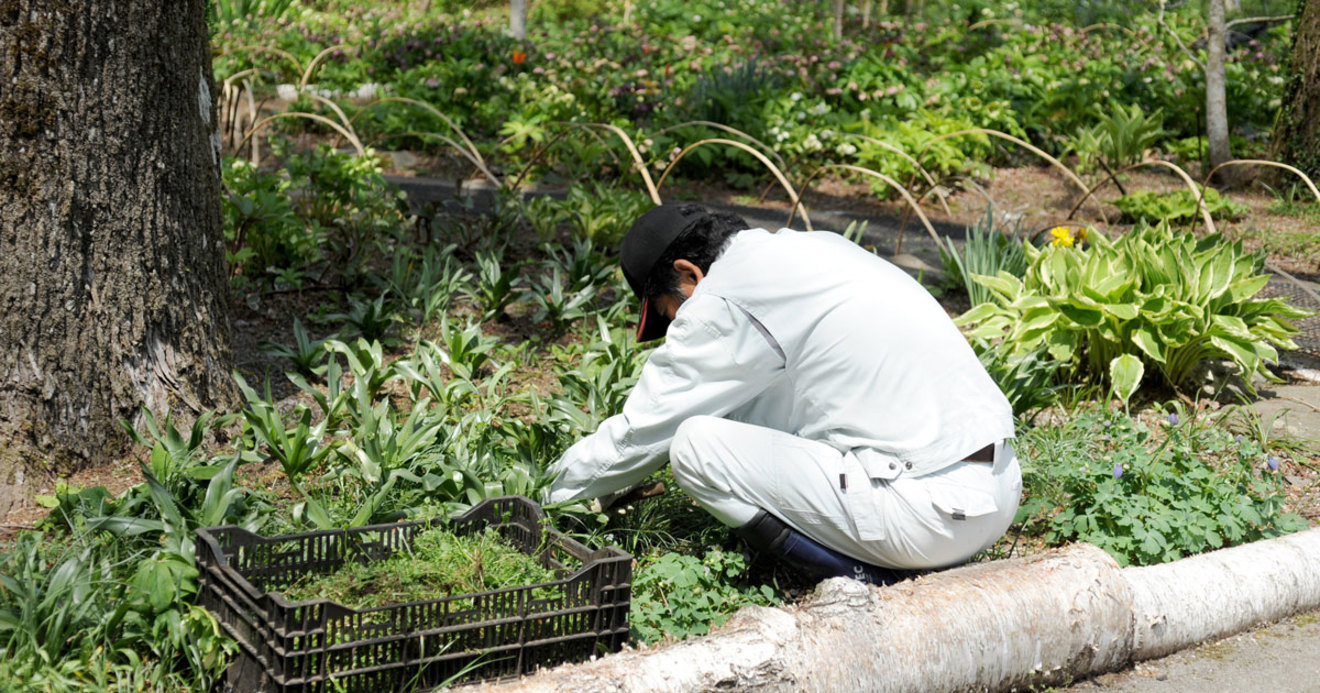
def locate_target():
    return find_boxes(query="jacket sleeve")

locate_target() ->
[547,294,785,503]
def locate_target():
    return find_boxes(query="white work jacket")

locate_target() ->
[547,228,1014,504]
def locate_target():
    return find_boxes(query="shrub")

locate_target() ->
[958,222,1309,394]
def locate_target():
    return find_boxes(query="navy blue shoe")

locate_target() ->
[736,510,901,587]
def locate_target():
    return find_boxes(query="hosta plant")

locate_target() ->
[958,222,1309,394]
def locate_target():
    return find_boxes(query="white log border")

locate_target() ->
[479,527,1320,692]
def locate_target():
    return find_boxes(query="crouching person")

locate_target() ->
[547,204,1021,585]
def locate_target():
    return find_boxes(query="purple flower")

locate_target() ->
[1167,413,1180,426]
[1268,456,1280,472]
[1113,462,1124,480]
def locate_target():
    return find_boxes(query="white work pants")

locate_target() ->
[669,415,1022,570]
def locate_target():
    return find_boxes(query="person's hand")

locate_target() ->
[598,480,667,511]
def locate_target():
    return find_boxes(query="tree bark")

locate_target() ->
[483,529,1320,692]
[1272,0,1320,181]
[0,0,235,515]
[833,0,846,42]
[1206,0,1234,176]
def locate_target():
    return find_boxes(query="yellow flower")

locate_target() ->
[1049,226,1074,247]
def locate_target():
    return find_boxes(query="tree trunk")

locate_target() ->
[1272,0,1320,181]
[0,0,235,516]
[833,0,846,42]
[511,0,528,40]
[482,529,1320,692]
[1205,0,1233,177]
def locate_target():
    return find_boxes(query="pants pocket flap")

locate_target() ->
[927,483,998,521]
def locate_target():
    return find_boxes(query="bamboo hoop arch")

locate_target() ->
[1065,159,1215,233]
[656,138,809,230]
[344,97,489,177]
[1080,23,1141,38]
[653,121,787,169]
[918,174,995,219]
[792,164,940,251]
[371,132,503,188]
[844,133,951,216]
[235,112,365,158]
[1202,160,1320,204]
[298,45,351,88]
[568,123,661,205]
[913,128,1108,225]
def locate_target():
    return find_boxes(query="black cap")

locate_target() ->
[620,204,704,341]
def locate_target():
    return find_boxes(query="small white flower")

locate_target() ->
[275,83,299,101]
[836,142,857,156]
[803,134,822,151]
[790,92,803,102]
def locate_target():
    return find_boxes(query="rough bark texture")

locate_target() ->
[0,0,235,515]
[1205,0,1233,174]
[483,529,1320,692]
[1272,0,1320,181]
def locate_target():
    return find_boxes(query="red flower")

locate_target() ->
[512,50,527,65]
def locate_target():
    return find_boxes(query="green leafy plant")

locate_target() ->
[542,237,615,292]
[469,247,522,321]
[388,244,473,327]
[958,222,1309,394]
[279,144,409,279]
[329,292,405,343]
[973,340,1066,416]
[630,549,778,643]
[221,156,316,286]
[259,318,336,377]
[211,0,297,27]
[939,210,1029,308]
[1112,188,1251,225]
[564,183,652,245]
[523,267,596,334]
[550,318,649,429]
[519,195,570,242]
[236,374,335,483]
[1073,103,1167,170]
[1017,404,1305,566]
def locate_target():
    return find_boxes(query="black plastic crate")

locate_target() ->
[196,496,631,691]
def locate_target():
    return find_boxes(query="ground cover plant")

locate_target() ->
[4,0,1320,689]
[1014,403,1305,567]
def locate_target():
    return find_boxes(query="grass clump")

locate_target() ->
[280,525,561,609]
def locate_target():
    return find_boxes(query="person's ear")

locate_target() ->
[673,259,704,297]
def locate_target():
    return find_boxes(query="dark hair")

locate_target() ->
[643,204,748,301]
